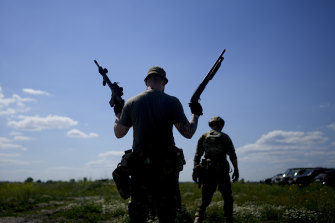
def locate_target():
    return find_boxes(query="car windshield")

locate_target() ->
[302,169,313,176]
[294,169,306,176]
[284,169,297,177]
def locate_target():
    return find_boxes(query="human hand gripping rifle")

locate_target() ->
[94,60,125,115]
[190,49,226,107]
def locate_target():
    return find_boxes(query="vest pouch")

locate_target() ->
[175,146,186,172]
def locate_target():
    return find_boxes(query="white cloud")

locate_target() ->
[0,152,20,158]
[0,88,34,107]
[328,123,335,131]
[0,152,30,166]
[0,158,30,166]
[7,115,78,131]
[0,87,34,116]
[86,159,117,168]
[22,88,50,96]
[98,151,124,157]
[0,137,27,151]
[238,130,328,154]
[320,103,331,109]
[0,108,16,116]
[67,129,98,139]
[236,130,335,181]
[86,150,123,168]
[8,132,33,141]
[13,135,33,141]
[9,132,23,136]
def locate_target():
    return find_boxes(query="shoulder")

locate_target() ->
[202,130,215,138]
[198,131,210,139]
[220,132,233,142]
[128,91,147,102]
[159,92,183,110]
[162,92,181,103]
[221,132,231,138]
[123,91,147,107]
[203,130,227,140]
[129,90,177,100]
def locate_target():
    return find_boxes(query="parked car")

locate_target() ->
[271,173,284,184]
[262,177,272,184]
[290,168,326,185]
[262,173,283,184]
[314,169,335,186]
[287,168,309,185]
[277,168,309,185]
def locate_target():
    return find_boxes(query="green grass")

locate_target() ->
[1,180,334,222]
[180,182,335,223]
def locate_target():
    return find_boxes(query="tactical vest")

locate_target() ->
[203,130,228,163]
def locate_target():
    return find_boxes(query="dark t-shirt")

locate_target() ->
[118,89,188,150]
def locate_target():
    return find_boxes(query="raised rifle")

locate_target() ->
[94,60,125,109]
[190,49,226,103]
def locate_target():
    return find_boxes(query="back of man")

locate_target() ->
[202,130,233,165]
[114,66,202,223]
[118,90,188,223]
[120,89,188,151]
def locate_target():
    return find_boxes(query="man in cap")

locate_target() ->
[114,66,203,223]
[192,116,239,223]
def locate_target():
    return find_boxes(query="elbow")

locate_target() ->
[187,129,197,139]
[114,129,126,139]
[184,132,194,139]
[175,123,196,139]
[114,123,129,138]
[183,129,197,139]
[114,132,123,139]
[114,125,124,138]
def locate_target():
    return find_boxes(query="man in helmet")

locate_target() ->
[114,66,203,223]
[192,116,239,223]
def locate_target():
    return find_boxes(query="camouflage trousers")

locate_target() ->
[128,165,180,223]
[195,169,233,221]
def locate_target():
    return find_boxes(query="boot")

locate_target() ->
[194,209,204,223]
[194,216,203,223]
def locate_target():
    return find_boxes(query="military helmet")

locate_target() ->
[209,116,225,128]
[144,66,168,83]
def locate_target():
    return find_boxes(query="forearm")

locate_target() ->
[193,136,204,166]
[231,159,238,171]
[114,114,130,138]
[115,112,121,120]
[193,155,201,166]
[175,114,199,139]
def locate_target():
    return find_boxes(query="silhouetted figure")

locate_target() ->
[192,116,239,223]
[114,66,203,223]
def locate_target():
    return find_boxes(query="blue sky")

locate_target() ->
[1,0,334,182]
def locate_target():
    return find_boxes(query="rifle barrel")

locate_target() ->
[190,49,226,103]
[207,49,225,78]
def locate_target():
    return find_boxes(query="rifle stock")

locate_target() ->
[190,49,226,103]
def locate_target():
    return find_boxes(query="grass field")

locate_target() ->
[1,179,334,223]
